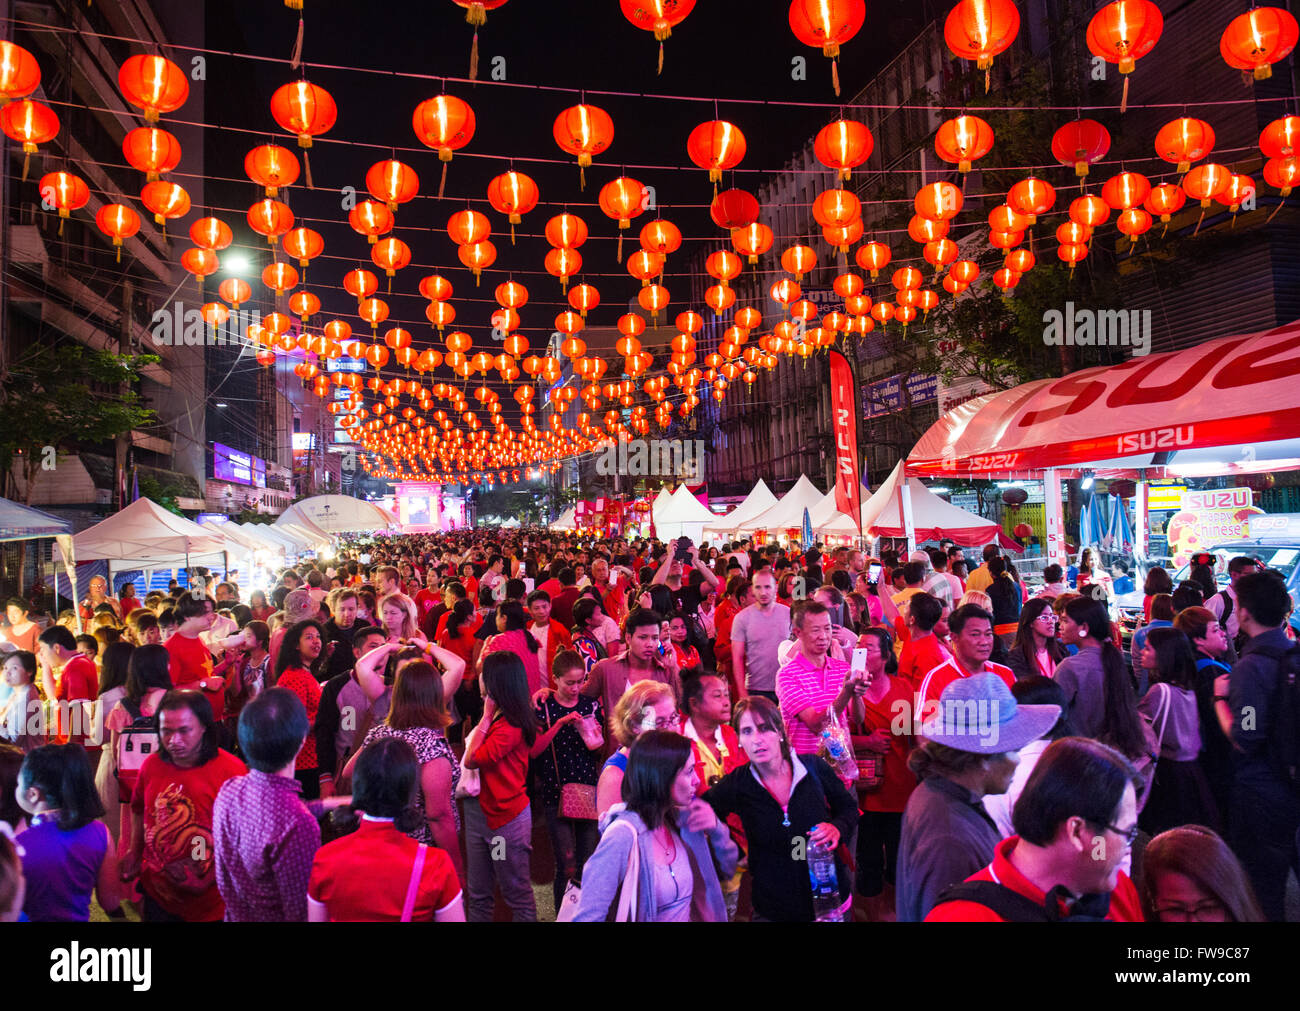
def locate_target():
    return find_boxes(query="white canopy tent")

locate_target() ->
[275,522,330,552]
[551,507,576,531]
[276,495,396,534]
[809,483,873,535]
[649,486,675,529]
[656,485,718,544]
[232,523,289,554]
[736,474,825,532]
[702,479,778,538]
[63,497,228,569]
[860,461,1005,547]
[253,523,314,555]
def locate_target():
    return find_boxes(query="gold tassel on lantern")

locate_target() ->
[291,15,304,69]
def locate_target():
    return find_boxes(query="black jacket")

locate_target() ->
[704,754,858,922]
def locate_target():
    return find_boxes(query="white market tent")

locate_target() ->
[276,495,396,534]
[0,499,70,541]
[736,474,825,532]
[65,497,228,568]
[551,507,577,531]
[276,522,330,552]
[860,461,1005,547]
[232,523,289,554]
[254,523,314,555]
[656,484,718,543]
[649,486,675,529]
[809,483,873,535]
[703,478,778,538]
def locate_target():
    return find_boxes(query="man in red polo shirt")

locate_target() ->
[166,593,224,722]
[927,737,1144,921]
[915,603,1014,723]
[895,592,950,689]
[36,625,98,747]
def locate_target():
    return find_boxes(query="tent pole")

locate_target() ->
[896,478,916,556]
[1133,481,1148,559]
[1043,469,1067,570]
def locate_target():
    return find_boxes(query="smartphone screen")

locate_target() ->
[868,563,882,583]
[851,648,868,673]
[523,577,535,593]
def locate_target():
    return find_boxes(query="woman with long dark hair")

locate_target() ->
[1006,598,1067,681]
[480,598,544,693]
[1055,596,1154,781]
[92,640,134,845]
[15,744,124,921]
[270,619,326,799]
[575,730,738,922]
[462,651,539,921]
[1136,627,1221,834]
[308,737,465,922]
[1143,565,1174,623]
[105,644,173,810]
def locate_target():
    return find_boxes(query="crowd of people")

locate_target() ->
[0,530,1294,924]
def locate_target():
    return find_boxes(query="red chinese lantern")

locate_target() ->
[993,267,1021,292]
[546,212,588,250]
[1005,248,1036,273]
[915,181,963,220]
[372,237,412,285]
[247,198,294,245]
[1220,6,1298,80]
[452,0,508,79]
[1069,194,1110,228]
[544,247,581,291]
[0,98,57,179]
[199,302,229,329]
[731,222,774,265]
[709,189,759,230]
[944,0,1020,90]
[96,204,141,262]
[599,176,647,261]
[447,208,490,246]
[620,0,696,73]
[1216,173,1255,214]
[705,249,743,287]
[934,114,994,173]
[1154,117,1215,174]
[951,260,980,284]
[1007,177,1056,224]
[1057,242,1089,268]
[290,291,321,322]
[788,0,866,96]
[1051,118,1111,177]
[638,283,670,324]
[494,279,527,308]
[627,249,665,286]
[640,219,682,263]
[0,41,40,104]
[244,144,300,198]
[924,238,959,273]
[569,283,601,317]
[486,170,540,242]
[1056,221,1091,246]
[343,268,379,303]
[553,103,614,188]
[705,283,736,315]
[118,55,188,122]
[359,297,390,332]
[366,159,419,211]
[823,220,862,253]
[425,301,456,332]
[412,94,475,196]
[1101,171,1151,211]
[256,349,277,368]
[219,277,252,308]
[458,239,496,285]
[811,188,861,229]
[855,240,891,278]
[687,120,746,190]
[181,247,219,287]
[1260,116,1300,160]
[814,119,873,179]
[140,180,190,227]
[283,226,324,268]
[781,244,817,280]
[262,261,298,295]
[1144,182,1186,226]
[348,200,394,244]
[1183,163,1230,207]
[988,204,1030,234]
[123,127,181,181]
[1086,0,1163,112]
[1263,156,1300,197]
[38,171,88,233]
[677,310,704,334]
[1116,208,1153,239]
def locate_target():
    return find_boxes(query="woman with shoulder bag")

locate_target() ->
[531,651,604,911]
[1136,627,1221,835]
[573,730,738,922]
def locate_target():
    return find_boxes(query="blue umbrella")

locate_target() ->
[1107,496,1134,554]
[802,506,813,548]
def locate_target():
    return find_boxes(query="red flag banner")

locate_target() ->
[828,349,862,533]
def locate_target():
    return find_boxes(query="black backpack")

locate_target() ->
[1248,641,1300,792]
[935,881,1113,922]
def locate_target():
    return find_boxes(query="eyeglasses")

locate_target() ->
[652,717,678,730]
[1152,901,1226,922]
[1099,821,1140,846]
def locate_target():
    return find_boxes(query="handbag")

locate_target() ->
[611,819,641,922]
[544,703,597,820]
[853,744,885,794]
[399,844,428,922]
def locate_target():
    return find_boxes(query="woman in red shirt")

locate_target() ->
[308,736,464,922]
[269,620,326,800]
[462,651,538,922]
[248,590,274,623]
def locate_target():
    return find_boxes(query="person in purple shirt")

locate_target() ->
[15,744,124,922]
[213,688,321,922]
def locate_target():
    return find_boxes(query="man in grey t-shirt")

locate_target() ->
[730,569,791,701]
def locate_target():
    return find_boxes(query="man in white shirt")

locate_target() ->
[1204,555,1260,647]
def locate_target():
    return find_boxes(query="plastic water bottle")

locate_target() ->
[808,839,843,922]
[820,727,859,782]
